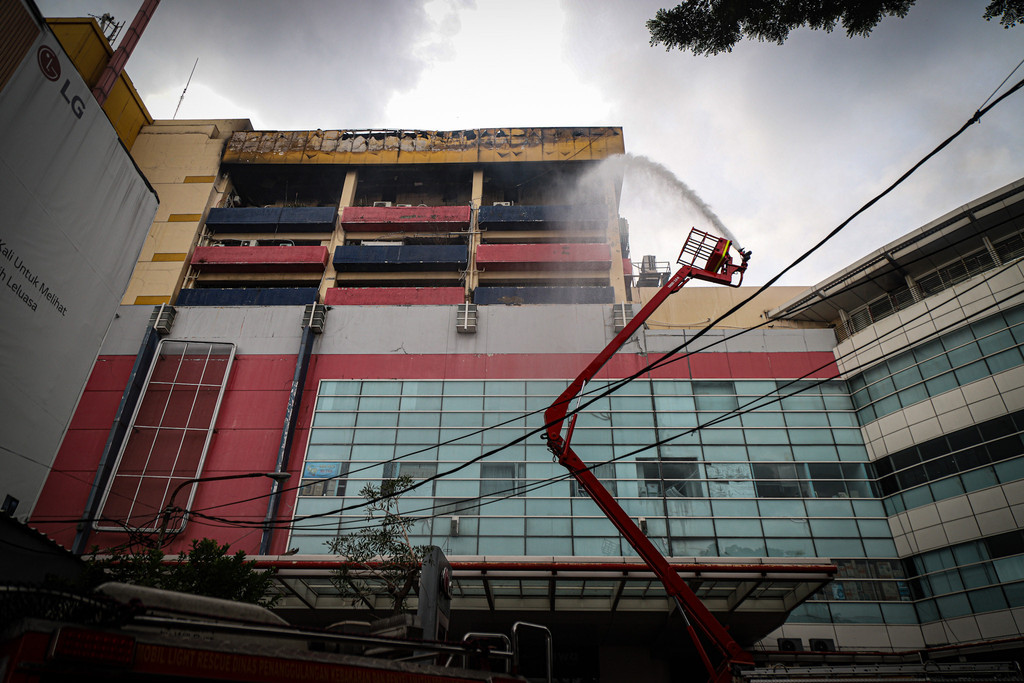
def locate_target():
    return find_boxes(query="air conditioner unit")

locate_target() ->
[149,304,176,335]
[303,303,327,334]
[373,201,392,207]
[611,302,632,332]
[809,638,836,652]
[492,201,512,206]
[777,638,803,652]
[456,303,477,334]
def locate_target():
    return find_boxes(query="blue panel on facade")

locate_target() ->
[477,204,607,230]
[474,286,615,304]
[333,245,469,272]
[175,287,318,306]
[205,207,336,233]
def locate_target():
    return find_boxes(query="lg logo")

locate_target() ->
[37,45,86,120]
[37,45,60,81]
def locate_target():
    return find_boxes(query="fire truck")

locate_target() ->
[0,580,542,683]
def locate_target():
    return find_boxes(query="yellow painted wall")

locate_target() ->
[122,119,254,304]
[46,18,153,149]
[636,286,828,330]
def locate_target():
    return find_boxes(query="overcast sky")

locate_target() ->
[39,0,1024,287]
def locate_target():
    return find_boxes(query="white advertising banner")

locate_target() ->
[0,22,157,519]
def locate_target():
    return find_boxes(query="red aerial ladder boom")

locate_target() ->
[544,229,753,683]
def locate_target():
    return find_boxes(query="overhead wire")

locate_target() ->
[324,80,1024,517]
[42,71,1024,542]
[37,227,1024,540]
[181,256,1024,535]
[172,197,1024,530]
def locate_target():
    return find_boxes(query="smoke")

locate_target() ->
[573,153,741,261]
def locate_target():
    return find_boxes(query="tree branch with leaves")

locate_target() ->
[82,538,278,608]
[648,0,1023,56]
[327,475,430,617]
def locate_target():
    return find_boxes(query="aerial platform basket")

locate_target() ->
[677,227,750,287]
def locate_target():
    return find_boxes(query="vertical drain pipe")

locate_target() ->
[259,318,317,555]
[72,326,159,554]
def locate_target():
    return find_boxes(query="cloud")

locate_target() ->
[36,0,1024,287]
[561,0,1024,285]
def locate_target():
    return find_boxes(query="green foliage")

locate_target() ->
[647,0,1022,56]
[327,475,430,616]
[84,538,278,607]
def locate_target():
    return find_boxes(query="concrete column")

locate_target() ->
[466,168,485,299]
[905,274,923,303]
[982,235,1002,266]
[320,169,358,302]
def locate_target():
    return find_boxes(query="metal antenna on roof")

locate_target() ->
[173,57,199,120]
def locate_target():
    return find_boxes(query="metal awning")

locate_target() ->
[766,180,1024,324]
[257,556,836,646]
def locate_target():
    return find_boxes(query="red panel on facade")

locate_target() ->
[309,352,840,380]
[83,356,141,391]
[770,352,840,380]
[67,389,128,429]
[190,246,329,272]
[227,355,299,390]
[475,243,612,271]
[31,348,841,552]
[324,287,465,305]
[340,205,471,232]
[216,389,292,429]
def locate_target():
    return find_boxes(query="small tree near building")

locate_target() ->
[83,538,278,608]
[327,475,430,616]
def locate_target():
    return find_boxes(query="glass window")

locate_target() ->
[97,340,235,532]
[711,499,759,516]
[815,538,865,557]
[317,395,358,411]
[758,499,806,517]
[670,539,718,557]
[299,462,350,497]
[319,380,361,395]
[433,498,479,516]
[636,458,702,497]
[766,538,815,557]
[716,519,762,536]
[571,461,618,497]
[987,348,1023,374]
[480,462,526,496]
[829,602,882,623]
[936,593,972,619]
[741,412,786,427]
[718,538,766,557]
[693,381,738,411]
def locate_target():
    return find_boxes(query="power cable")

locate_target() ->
[50,248,1023,538]
[180,258,1024,534]
[188,207,1023,522]
[177,225,1024,530]
[54,72,1024,537]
